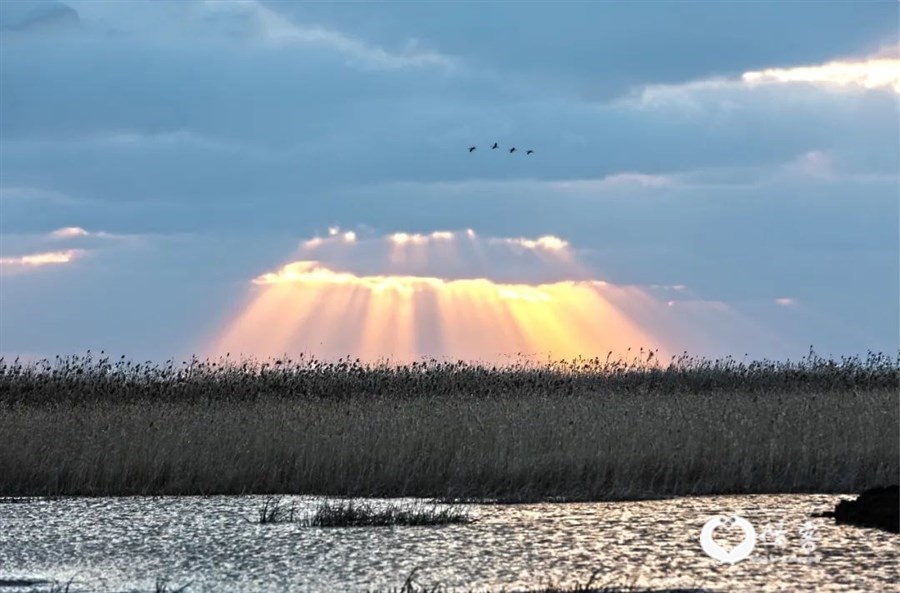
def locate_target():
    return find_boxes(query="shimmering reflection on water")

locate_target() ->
[0,495,897,592]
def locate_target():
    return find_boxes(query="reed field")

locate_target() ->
[0,350,897,499]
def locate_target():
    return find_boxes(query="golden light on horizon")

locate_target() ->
[202,228,734,363]
[211,258,668,363]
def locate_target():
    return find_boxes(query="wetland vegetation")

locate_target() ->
[255,497,472,526]
[1,350,897,500]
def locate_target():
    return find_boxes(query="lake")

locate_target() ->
[1,494,897,592]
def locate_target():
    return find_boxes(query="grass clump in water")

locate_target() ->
[152,577,190,593]
[256,497,296,524]
[301,499,472,527]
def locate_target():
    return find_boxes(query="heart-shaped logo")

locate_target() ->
[700,515,757,564]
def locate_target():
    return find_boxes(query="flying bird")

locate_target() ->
[468,146,477,152]
[526,150,534,155]
[491,142,499,149]
[509,147,516,153]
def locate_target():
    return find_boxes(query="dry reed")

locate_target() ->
[0,351,897,499]
[301,499,471,527]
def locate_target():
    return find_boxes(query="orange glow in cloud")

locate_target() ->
[209,230,682,363]
[0,249,84,272]
[213,260,663,362]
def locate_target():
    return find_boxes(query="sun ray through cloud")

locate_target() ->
[207,230,694,363]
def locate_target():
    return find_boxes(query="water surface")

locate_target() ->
[1,494,897,592]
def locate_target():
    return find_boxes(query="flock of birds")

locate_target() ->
[468,142,533,155]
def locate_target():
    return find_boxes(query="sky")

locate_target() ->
[0,0,898,364]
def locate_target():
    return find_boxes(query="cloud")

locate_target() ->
[0,0,78,34]
[779,150,835,180]
[0,186,81,205]
[210,229,683,361]
[220,257,668,362]
[48,226,120,240]
[292,228,579,284]
[362,173,675,202]
[629,48,900,115]
[38,0,455,71]
[305,228,568,253]
[0,225,138,276]
[50,226,90,239]
[3,25,894,198]
[667,150,896,188]
[339,146,888,202]
[547,173,673,192]
[490,235,569,253]
[665,299,730,313]
[263,2,897,100]
[1,129,255,158]
[207,227,818,362]
[742,50,900,93]
[0,248,84,273]
[243,6,454,70]
[387,232,430,246]
[0,3,896,361]
[91,129,227,148]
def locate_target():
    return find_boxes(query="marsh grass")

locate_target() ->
[1,351,897,499]
[302,499,472,527]
[153,577,190,593]
[3,349,898,405]
[256,496,296,524]
[253,497,471,526]
[41,578,75,593]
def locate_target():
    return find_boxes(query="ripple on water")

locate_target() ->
[0,494,897,592]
